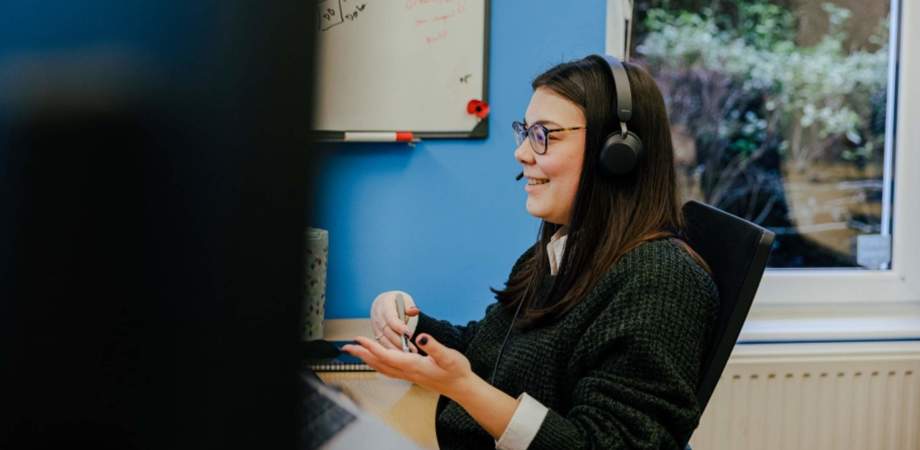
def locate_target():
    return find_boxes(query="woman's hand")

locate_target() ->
[342,333,477,401]
[369,290,420,352]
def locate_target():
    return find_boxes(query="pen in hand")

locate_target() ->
[395,293,410,352]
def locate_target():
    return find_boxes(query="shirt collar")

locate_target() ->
[546,227,568,276]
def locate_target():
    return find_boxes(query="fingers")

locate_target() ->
[413,333,447,367]
[385,313,410,337]
[371,291,416,341]
[385,292,415,336]
[368,322,417,352]
[369,317,394,349]
[357,336,410,363]
[387,334,418,353]
[370,293,399,349]
[370,316,393,349]
[341,343,404,379]
[350,336,420,377]
[380,323,405,349]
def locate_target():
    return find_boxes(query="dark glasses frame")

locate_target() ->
[512,120,586,155]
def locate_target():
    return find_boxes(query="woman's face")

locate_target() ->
[514,87,586,225]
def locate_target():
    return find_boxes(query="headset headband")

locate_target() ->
[602,55,632,124]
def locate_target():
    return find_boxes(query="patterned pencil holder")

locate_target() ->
[304,227,328,341]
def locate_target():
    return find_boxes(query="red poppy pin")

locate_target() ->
[467,99,489,119]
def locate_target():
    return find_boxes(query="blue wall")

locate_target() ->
[315,0,607,322]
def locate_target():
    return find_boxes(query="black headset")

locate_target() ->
[598,54,643,176]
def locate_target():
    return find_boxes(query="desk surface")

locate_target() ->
[321,319,439,450]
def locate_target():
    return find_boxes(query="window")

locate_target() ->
[610,0,920,305]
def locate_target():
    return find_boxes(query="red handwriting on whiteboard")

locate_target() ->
[425,30,448,45]
[405,0,455,11]
[410,0,466,45]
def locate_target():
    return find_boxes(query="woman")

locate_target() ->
[343,54,718,450]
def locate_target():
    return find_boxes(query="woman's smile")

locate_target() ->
[524,177,549,192]
[525,177,550,193]
[527,176,549,185]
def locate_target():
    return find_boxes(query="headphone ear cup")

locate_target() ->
[599,131,643,176]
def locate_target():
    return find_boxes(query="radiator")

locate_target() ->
[689,342,920,450]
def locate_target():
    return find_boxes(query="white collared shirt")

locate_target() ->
[546,227,568,276]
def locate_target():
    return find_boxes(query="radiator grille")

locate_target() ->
[690,355,920,450]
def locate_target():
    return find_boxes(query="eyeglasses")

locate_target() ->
[512,120,586,155]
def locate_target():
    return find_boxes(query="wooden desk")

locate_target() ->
[321,319,440,450]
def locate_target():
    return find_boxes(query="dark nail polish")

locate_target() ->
[419,336,428,346]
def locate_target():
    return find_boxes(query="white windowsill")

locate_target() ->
[739,302,920,344]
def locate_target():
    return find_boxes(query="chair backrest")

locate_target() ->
[681,200,775,411]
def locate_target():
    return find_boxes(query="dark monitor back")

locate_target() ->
[0,2,318,449]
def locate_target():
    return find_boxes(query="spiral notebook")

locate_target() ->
[304,339,373,372]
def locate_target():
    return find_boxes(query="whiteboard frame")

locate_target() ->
[312,0,491,142]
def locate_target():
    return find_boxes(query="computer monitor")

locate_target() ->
[0,2,319,448]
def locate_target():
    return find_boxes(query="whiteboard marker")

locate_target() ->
[343,131,417,142]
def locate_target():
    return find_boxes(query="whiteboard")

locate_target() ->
[313,0,489,139]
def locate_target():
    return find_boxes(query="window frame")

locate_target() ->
[607,0,920,310]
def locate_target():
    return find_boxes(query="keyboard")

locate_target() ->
[302,371,357,450]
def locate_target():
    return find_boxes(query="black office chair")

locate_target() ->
[681,200,775,444]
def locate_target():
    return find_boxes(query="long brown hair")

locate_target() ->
[492,55,709,328]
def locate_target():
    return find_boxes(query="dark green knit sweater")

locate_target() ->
[415,239,719,450]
